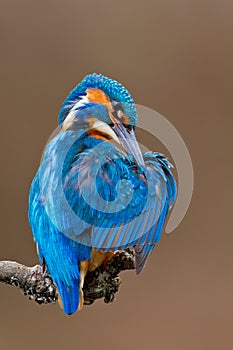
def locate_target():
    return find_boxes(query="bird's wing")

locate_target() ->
[33,132,176,275]
[62,140,176,261]
[90,159,167,251]
[133,152,177,273]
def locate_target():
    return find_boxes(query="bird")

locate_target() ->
[28,73,177,315]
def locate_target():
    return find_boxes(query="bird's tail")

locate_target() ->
[56,279,80,315]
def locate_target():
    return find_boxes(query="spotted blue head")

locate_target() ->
[58,73,143,165]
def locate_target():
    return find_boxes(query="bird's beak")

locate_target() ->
[111,119,145,166]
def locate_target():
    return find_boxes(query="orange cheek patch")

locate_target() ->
[87,129,111,141]
[87,88,111,108]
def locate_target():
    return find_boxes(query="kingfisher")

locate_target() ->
[28,73,176,315]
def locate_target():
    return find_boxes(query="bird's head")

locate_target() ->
[58,73,144,164]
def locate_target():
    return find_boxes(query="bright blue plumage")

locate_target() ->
[58,73,137,126]
[28,73,176,314]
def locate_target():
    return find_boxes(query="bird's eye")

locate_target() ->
[113,102,123,112]
[111,100,124,119]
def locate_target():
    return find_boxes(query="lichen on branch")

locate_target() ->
[0,250,135,307]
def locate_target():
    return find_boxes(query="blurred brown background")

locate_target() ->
[0,1,232,349]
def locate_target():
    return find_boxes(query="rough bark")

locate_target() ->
[0,250,135,307]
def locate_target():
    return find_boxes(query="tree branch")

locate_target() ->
[0,250,135,307]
